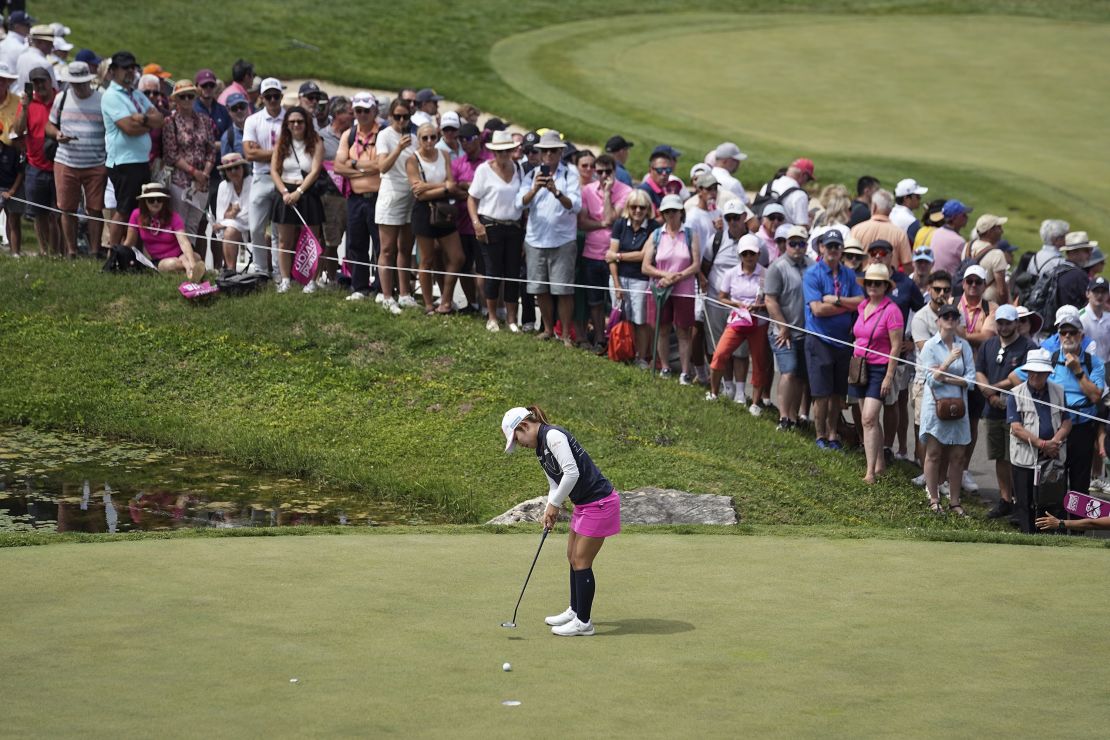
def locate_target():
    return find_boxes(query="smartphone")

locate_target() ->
[540,164,551,177]
[23,82,32,97]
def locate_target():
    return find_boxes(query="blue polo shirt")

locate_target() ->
[889,269,925,322]
[1014,349,1105,424]
[194,98,232,139]
[101,81,153,168]
[803,260,863,345]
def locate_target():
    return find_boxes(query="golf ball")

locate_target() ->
[290,678,299,684]
[502,662,512,672]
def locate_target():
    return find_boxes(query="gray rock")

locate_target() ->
[486,487,737,526]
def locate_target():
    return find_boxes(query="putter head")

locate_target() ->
[500,622,517,629]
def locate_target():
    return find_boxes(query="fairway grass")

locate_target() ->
[491,12,1110,246]
[4,533,1109,737]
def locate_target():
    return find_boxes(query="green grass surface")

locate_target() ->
[4,532,1109,737]
[0,258,989,531]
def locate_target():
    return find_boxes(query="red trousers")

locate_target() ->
[710,322,769,387]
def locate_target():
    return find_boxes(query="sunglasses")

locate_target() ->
[824,244,844,251]
[964,278,984,286]
[287,119,306,126]
[1059,328,1079,336]
[262,93,281,102]
[199,82,216,89]
[652,167,673,175]
[939,314,959,321]
[864,280,887,288]
[230,105,248,112]
[787,239,807,248]
[392,113,411,120]
[931,286,952,293]
[766,214,785,222]
[420,135,438,141]
[460,135,479,143]
[142,90,158,97]
[869,248,890,257]
[700,185,719,191]
[595,168,612,176]
[725,214,745,222]
[629,205,647,211]
[177,93,196,101]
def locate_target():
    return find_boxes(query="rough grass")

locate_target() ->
[0,259,996,530]
[3,533,1109,737]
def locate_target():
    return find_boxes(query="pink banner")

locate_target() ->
[1064,490,1110,519]
[178,281,220,299]
[292,227,321,286]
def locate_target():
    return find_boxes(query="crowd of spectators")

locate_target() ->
[4,14,1107,530]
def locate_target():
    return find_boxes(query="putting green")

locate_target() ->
[492,13,1110,241]
[4,533,1109,737]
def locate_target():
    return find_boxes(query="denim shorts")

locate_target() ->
[772,334,806,376]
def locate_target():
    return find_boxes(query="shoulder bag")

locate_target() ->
[416,154,457,227]
[929,343,967,419]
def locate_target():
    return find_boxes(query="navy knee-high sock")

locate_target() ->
[574,567,595,623]
[570,567,578,613]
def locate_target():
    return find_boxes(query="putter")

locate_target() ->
[500,527,550,628]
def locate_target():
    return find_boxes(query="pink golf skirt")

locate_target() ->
[571,490,621,538]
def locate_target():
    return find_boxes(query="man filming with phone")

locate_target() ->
[515,130,582,347]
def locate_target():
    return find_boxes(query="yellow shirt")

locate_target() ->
[0,92,21,146]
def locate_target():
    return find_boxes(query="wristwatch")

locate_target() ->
[834,296,842,307]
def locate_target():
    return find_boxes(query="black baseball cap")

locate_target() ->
[458,123,480,139]
[867,239,894,253]
[605,135,633,152]
[483,117,508,132]
[110,51,138,69]
[937,303,961,320]
[298,81,322,97]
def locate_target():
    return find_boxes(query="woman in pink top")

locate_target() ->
[707,239,769,414]
[641,194,701,382]
[851,263,904,484]
[123,182,205,281]
[580,153,632,350]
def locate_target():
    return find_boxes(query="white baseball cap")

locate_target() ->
[440,111,460,130]
[260,77,284,94]
[722,200,753,219]
[774,224,792,241]
[1055,305,1082,329]
[502,407,531,453]
[963,265,988,281]
[714,141,747,162]
[894,178,928,198]
[659,194,685,212]
[761,203,786,219]
[738,233,762,255]
[351,91,378,110]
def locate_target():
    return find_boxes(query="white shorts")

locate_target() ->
[374,186,414,226]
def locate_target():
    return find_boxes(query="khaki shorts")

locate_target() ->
[912,381,924,426]
[985,417,1011,461]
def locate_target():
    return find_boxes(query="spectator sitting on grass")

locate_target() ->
[123,182,204,281]
[214,152,250,275]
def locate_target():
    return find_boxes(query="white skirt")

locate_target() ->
[375,184,415,226]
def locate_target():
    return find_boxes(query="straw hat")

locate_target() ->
[171,79,198,98]
[486,130,519,151]
[217,152,248,172]
[137,183,170,200]
[862,263,894,287]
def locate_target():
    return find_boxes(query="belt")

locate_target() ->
[352,191,378,199]
[480,216,520,227]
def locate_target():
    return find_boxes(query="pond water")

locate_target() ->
[0,426,445,533]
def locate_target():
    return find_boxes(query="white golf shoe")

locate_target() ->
[551,617,594,637]
[961,471,979,492]
[544,607,577,627]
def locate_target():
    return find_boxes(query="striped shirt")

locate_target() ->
[51,89,107,169]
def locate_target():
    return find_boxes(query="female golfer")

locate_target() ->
[502,405,620,636]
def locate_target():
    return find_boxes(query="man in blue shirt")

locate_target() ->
[1010,305,1106,495]
[803,229,865,449]
[193,69,231,139]
[100,50,163,243]
[604,135,633,186]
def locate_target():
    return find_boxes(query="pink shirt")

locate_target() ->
[929,226,966,274]
[129,208,185,261]
[217,82,248,107]
[451,151,492,235]
[581,180,632,260]
[757,226,780,263]
[652,227,696,295]
[853,296,904,364]
[723,263,766,325]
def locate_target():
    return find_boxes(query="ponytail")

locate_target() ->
[527,405,549,425]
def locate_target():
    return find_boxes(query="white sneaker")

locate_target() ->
[912,473,926,487]
[544,607,576,626]
[508,323,521,334]
[961,470,979,492]
[486,319,500,333]
[705,391,718,401]
[302,279,317,294]
[551,617,594,637]
[275,278,291,294]
[940,481,951,497]
[678,373,692,386]
[382,298,402,315]
[722,381,735,400]
[733,393,747,405]
[397,295,419,309]
[375,292,385,304]
[346,291,369,302]
[749,403,763,417]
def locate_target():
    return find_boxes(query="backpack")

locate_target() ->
[1010,252,1036,301]
[216,271,271,296]
[1026,261,1079,325]
[651,226,695,267]
[699,229,725,279]
[750,174,802,218]
[951,246,987,299]
[102,245,155,274]
[607,312,635,363]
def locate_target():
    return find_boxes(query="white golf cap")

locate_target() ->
[260,77,284,94]
[1055,304,1082,329]
[1019,348,1054,374]
[761,203,786,218]
[714,141,747,162]
[351,91,378,110]
[737,233,762,255]
[502,407,531,453]
[963,265,988,281]
[659,194,685,212]
[440,111,460,129]
[722,200,753,219]
[894,178,928,197]
[774,224,792,240]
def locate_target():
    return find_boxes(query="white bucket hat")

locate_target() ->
[1019,348,1054,374]
[486,130,519,151]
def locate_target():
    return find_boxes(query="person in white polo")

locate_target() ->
[891,178,928,241]
[709,142,748,205]
[242,77,286,275]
